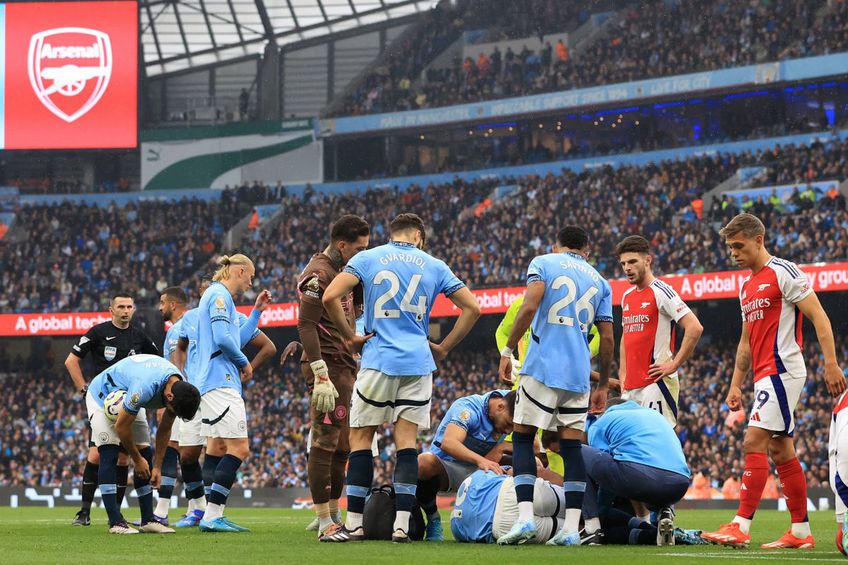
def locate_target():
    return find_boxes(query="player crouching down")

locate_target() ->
[86,354,201,534]
[416,389,516,541]
[451,468,566,544]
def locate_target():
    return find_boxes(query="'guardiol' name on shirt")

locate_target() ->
[379,251,427,270]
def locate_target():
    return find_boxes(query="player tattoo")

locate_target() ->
[735,350,751,373]
[326,248,344,270]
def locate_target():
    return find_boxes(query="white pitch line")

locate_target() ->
[651,553,846,562]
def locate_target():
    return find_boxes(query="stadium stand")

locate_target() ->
[2,135,845,314]
[242,136,848,304]
[332,0,847,116]
[0,193,242,313]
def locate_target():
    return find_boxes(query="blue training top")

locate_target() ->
[588,400,691,477]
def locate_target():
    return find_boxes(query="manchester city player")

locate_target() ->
[417,389,516,541]
[171,276,272,528]
[151,286,190,525]
[320,213,481,543]
[85,354,200,534]
[195,254,266,533]
[452,469,566,544]
[497,226,614,546]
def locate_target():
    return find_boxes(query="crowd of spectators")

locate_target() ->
[332,0,589,116]
[3,332,846,497]
[2,136,846,314]
[3,177,133,195]
[334,0,847,116]
[244,136,848,303]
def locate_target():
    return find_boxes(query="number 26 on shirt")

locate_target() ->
[546,275,598,332]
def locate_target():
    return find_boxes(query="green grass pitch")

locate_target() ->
[4,507,847,564]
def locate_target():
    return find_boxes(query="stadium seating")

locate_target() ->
[247,137,847,305]
[332,0,846,116]
[0,193,243,313]
[2,136,845,314]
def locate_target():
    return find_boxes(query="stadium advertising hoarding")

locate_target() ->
[2,262,847,336]
[0,485,837,509]
[0,1,137,149]
[321,53,848,136]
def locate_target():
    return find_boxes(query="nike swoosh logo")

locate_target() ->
[105,336,116,341]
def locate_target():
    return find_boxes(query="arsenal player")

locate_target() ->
[296,215,371,538]
[703,213,846,549]
[616,235,703,427]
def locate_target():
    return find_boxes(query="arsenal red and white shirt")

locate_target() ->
[621,279,692,390]
[739,257,812,382]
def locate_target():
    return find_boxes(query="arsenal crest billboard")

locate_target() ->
[1,1,137,149]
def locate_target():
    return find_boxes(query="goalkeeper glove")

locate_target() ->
[310,359,338,414]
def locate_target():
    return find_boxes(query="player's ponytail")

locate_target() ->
[212,253,252,281]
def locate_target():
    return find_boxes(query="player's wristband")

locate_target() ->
[79,385,88,397]
[500,346,514,358]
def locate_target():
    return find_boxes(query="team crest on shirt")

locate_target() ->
[458,409,471,422]
[335,405,347,420]
[129,392,140,408]
[303,276,321,299]
[640,302,651,309]
[104,346,116,361]
[757,284,771,293]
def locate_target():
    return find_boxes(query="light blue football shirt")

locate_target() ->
[344,241,465,376]
[89,354,181,415]
[520,251,612,393]
[450,470,508,543]
[195,282,248,395]
[429,390,510,463]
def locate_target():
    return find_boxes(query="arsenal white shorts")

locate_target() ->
[621,376,680,427]
[748,374,805,436]
[200,387,248,439]
[514,374,589,432]
[86,391,150,447]
[350,369,432,430]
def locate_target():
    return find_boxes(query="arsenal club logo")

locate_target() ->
[27,27,112,123]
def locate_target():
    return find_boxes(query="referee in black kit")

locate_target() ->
[65,292,159,526]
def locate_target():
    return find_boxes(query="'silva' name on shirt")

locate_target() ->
[379,252,427,270]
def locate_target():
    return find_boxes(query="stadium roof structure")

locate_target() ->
[141,0,435,76]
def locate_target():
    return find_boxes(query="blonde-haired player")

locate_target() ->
[703,213,845,549]
[195,254,267,532]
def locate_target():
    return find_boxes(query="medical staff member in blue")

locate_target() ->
[321,213,481,543]
[581,398,692,546]
[497,225,615,546]
[417,389,516,541]
[195,253,268,533]
[85,354,200,534]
